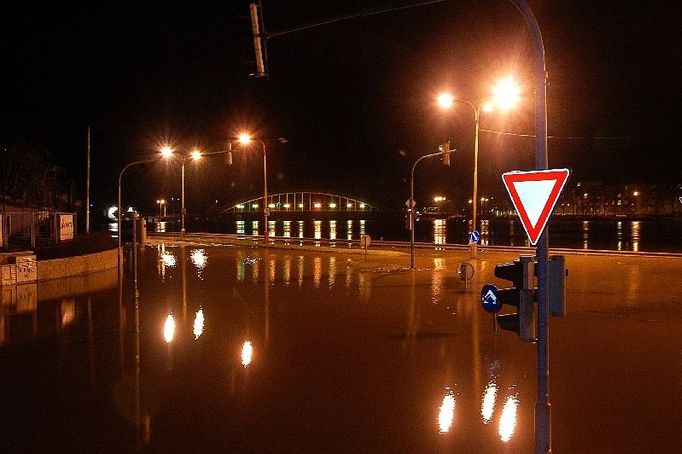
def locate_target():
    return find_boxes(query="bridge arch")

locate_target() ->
[222,191,377,213]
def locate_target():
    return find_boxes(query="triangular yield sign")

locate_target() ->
[502,169,570,245]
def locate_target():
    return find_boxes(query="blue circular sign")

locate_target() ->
[470,230,481,243]
[480,284,502,313]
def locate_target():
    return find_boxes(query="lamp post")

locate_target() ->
[438,77,520,258]
[409,149,446,269]
[160,146,204,237]
[236,134,287,246]
[156,199,166,218]
[118,156,165,251]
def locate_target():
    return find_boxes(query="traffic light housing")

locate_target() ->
[249,3,268,77]
[439,141,451,166]
[493,255,536,342]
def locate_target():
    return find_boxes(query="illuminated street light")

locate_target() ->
[160,146,173,159]
[492,76,521,111]
[235,133,287,245]
[437,93,454,109]
[156,199,166,217]
[438,76,521,258]
[160,145,202,237]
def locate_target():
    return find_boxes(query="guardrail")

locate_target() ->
[146,231,682,258]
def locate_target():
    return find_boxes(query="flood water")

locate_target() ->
[1,244,681,452]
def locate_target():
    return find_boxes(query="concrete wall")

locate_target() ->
[37,249,118,281]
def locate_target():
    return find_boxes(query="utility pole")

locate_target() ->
[86,127,91,234]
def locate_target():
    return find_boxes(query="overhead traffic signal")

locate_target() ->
[480,255,536,342]
[249,3,268,77]
[439,141,452,166]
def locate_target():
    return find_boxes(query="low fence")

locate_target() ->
[1,211,77,250]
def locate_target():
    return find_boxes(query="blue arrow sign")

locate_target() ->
[470,230,481,243]
[481,284,503,313]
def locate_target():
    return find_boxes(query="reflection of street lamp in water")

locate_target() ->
[438,387,456,434]
[241,340,253,367]
[163,313,176,344]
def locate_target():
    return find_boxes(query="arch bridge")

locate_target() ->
[222,191,376,213]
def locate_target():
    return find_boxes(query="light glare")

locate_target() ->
[437,93,454,109]
[160,146,173,158]
[493,76,521,111]
[238,133,252,145]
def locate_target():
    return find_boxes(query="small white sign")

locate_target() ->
[59,214,74,241]
[15,255,37,283]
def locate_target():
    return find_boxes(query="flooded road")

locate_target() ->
[1,244,681,452]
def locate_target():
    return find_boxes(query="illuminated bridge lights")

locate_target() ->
[223,191,376,213]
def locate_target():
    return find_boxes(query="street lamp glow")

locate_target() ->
[329,203,337,209]
[493,76,521,111]
[160,146,173,159]
[437,92,454,109]
[191,149,202,160]
[238,133,252,145]
[481,101,494,112]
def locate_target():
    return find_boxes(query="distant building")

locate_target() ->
[556,182,682,216]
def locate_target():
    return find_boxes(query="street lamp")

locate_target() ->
[236,133,287,246]
[118,150,173,251]
[438,76,520,257]
[160,145,203,237]
[409,148,449,269]
[156,199,166,217]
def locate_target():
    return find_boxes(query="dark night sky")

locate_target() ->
[2,0,680,214]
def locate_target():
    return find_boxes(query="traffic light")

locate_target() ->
[226,141,233,166]
[249,3,268,77]
[548,255,567,318]
[439,141,451,166]
[481,255,536,342]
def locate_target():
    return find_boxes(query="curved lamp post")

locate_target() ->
[118,156,166,250]
[409,149,446,269]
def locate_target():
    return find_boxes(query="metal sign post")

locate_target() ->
[507,2,551,452]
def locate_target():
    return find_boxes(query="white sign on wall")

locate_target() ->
[15,255,37,283]
[59,214,74,241]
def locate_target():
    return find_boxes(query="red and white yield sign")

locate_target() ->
[502,169,570,245]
